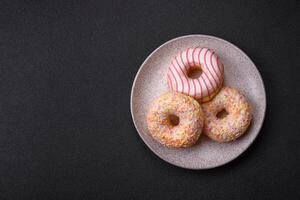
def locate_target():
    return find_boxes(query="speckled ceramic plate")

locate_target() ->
[130,35,266,169]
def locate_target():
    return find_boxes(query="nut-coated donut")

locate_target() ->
[147,92,204,147]
[202,87,252,142]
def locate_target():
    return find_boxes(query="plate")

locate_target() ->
[130,35,266,169]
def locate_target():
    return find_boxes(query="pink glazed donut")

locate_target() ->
[167,47,224,102]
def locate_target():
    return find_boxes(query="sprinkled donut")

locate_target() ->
[147,92,204,147]
[202,87,252,142]
[167,47,224,102]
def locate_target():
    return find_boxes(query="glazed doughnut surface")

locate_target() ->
[202,87,252,142]
[147,92,204,147]
[167,47,224,102]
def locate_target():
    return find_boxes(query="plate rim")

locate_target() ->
[130,34,267,170]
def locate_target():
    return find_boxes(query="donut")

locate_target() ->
[202,87,252,142]
[147,92,204,147]
[167,47,224,102]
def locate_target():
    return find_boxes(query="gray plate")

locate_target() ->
[130,35,266,169]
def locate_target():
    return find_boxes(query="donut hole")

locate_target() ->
[168,114,180,126]
[187,66,202,79]
[216,109,229,119]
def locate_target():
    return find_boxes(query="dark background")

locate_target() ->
[0,0,299,199]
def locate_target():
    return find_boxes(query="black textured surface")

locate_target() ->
[0,0,299,199]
